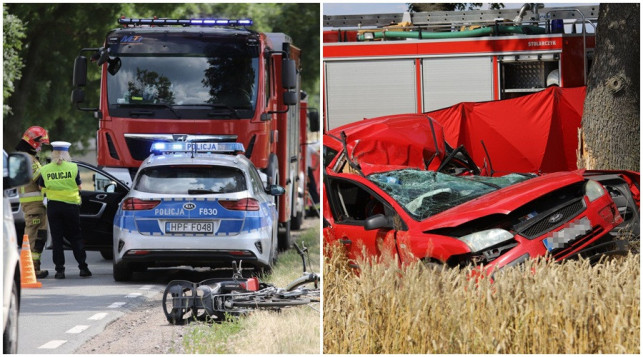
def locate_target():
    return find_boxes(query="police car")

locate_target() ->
[112,142,284,281]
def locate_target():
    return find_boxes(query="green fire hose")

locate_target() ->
[357,25,546,41]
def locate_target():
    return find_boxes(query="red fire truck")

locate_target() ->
[71,17,313,249]
[323,4,598,130]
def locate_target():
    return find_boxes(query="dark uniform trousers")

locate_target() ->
[47,200,88,272]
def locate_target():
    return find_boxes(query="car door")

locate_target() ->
[75,162,129,257]
[324,175,401,268]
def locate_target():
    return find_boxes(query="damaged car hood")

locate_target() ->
[328,114,447,175]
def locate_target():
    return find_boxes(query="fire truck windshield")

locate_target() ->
[106,32,259,119]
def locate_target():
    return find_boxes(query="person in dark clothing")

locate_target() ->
[37,141,91,279]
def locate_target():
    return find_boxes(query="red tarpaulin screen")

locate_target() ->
[428,86,586,174]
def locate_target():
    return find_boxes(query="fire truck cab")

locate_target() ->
[72,17,308,249]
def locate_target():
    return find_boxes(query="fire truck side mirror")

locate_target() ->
[71,88,85,105]
[283,91,297,106]
[282,59,296,89]
[267,185,286,196]
[308,109,320,132]
[73,56,87,87]
[107,57,122,76]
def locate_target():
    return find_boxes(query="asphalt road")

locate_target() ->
[17,248,248,354]
[17,250,163,354]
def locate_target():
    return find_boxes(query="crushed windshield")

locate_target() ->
[106,32,259,119]
[368,169,532,220]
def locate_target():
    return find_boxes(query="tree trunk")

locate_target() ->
[578,3,639,171]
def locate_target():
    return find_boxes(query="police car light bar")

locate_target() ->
[151,142,245,154]
[118,18,253,27]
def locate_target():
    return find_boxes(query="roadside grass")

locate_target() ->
[323,243,640,354]
[183,224,320,354]
[266,225,321,288]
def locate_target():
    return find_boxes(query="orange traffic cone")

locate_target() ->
[20,234,42,288]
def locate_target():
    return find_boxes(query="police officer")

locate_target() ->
[38,141,91,279]
[15,126,50,278]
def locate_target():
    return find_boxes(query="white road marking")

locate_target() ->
[139,285,154,290]
[66,325,90,334]
[108,302,127,308]
[38,340,67,349]
[126,292,142,298]
[88,312,108,320]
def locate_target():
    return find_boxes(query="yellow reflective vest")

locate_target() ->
[40,161,81,205]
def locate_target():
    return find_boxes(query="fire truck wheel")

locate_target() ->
[278,221,292,251]
[291,209,303,231]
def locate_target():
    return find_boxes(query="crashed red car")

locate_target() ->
[323,114,631,275]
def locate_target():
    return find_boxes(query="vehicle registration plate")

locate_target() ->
[543,217,592,251]
[165,222,214,234]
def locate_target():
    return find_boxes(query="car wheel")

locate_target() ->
[3,283,19,354]
[100,249,114,260]
[278,220,292,251]
[113,261,132,282]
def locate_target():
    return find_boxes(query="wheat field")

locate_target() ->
[323,243,640,354]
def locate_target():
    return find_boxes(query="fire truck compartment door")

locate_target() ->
[325,59,416,130]
[422,56,493,112]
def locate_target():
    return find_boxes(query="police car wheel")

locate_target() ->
[113,261,133,282]
[100,249,114,260]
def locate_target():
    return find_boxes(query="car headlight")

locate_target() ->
[584,180,606,202]
[459,229,514,252]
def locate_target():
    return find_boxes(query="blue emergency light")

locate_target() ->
[118,17,253,27]
[151,141,245,155]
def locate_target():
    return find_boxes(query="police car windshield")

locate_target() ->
[134,165,247,194]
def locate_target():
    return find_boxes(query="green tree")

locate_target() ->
[3,3,319,152]
[4,3,123,152]
[3,6,26,116]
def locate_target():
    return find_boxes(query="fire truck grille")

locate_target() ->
[125,138,155,161]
